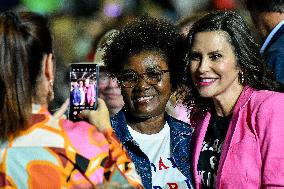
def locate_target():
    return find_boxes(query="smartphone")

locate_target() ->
[68,62,99,121]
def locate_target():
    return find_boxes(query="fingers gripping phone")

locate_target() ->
[68,63,99,121]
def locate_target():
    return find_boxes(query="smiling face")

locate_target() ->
[188,31,243,101]
[98,71,124,116]
[121,51,171,119]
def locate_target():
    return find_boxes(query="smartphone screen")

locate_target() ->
[68,63,99,121]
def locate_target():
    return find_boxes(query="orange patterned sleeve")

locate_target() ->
[102,127,144,188]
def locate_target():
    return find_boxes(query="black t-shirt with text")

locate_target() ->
[197,112,232,189]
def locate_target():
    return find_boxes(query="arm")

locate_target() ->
[80,99,143,188]
[256,93,284,188]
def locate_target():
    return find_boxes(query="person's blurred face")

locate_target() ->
[78,80,84,87]
[120,51,171,119]
[73,81,78,88]
[249,10,269,39]
[84,78,90,87]
[188,31,242,100]
[98,71,124,115]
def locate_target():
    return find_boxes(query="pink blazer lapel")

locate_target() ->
[215,86,254,188]
[192,111,212,189]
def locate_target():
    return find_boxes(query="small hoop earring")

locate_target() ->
[48,80,54,101]
[49,80,53,86]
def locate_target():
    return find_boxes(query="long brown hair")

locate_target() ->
[182,11,284,111]
[0,11,52,142]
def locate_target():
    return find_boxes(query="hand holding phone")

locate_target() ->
[69,63,99,121]
[80,98,111,133]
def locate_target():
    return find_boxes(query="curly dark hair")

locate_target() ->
[182,11,284,111]
[103,15,185,90]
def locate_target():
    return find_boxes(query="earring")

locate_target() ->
[240,71,245,84]
[48,80,54,101]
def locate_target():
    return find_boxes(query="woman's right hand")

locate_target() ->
[80,98,112,133]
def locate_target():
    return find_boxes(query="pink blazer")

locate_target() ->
[191,86,284,189]
[86,84,96,105]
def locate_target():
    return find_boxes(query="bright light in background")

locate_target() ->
[103,2,122,17]
[21,0,63,14]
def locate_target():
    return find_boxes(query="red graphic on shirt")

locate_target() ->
[168,183,178,189]
[159,157,169,170]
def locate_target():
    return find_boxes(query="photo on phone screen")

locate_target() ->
[69,63,99,121]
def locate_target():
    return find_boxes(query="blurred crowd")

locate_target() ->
[0,0,252,114]
[2,0,284,188]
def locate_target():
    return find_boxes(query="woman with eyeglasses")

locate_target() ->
[103,16,194,189]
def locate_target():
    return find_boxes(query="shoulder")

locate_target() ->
[110,111,127,130]
[250,89,284,105]
[111,110,126,121]
[61,119,107,140]
[265,36,284,58]
[61,119,109,154]
[110,111,132,143]
[166,114,190,126]
[165,114,193,134]
[244,89,284,117]
[61,118,96,133]
[230,87,284,125]
[268,25,284,49]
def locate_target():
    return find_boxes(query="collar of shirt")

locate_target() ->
[260,19,284,54]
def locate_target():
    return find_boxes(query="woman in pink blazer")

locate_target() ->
[86,78,96,106]
[182,11,284,188]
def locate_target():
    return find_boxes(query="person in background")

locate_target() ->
[165,90,191,125]
[176,11,208,36]
[98,67,124,116]
[0,11,141,188]
[84,78,90,104]
[182,11,284,188]
[94,29,125,116]
[164,12,208,125]
[77,78,86,105]
[245,0,284,84]
[86,78,96,106]
[71,80,81,105]
[103,15,194,188]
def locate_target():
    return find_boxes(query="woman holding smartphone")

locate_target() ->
[0,11,141,188]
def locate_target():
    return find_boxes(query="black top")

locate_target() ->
[197,112,232,189]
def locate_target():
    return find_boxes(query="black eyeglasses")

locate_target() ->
[119,70,170,88]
